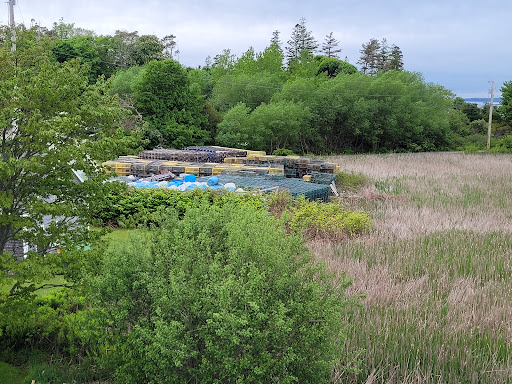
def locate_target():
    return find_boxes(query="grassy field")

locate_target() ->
[318,152,512,383]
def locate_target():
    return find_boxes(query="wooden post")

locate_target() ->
[9,0,16,52]
[487,81,494,150]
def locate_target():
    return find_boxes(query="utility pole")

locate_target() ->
[8,0,16,52]
[487,81,494,150]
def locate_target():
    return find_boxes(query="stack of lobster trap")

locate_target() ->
[103,146,339,198]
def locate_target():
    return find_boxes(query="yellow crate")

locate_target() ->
[303,175,312,182]
[259,155,277,161]
[269,167,284,175]
[185,166,200,175]
[115,163,131,170]
[247,150,266,160]
[102,160,117,167]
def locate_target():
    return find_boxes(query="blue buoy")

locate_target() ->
[207,176,219,186]
[184,174,196,183]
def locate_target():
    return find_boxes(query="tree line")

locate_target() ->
[6,18,510,155]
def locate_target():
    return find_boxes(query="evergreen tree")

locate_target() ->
[204,55,212,68]
[377,38,390,72]
[357,38,381,75]
[270,30,282,51]
[388,44,404,71]
[134,60,208,148]
[286,17,318,65]
[161,34,177,57]
[321,32,342,58]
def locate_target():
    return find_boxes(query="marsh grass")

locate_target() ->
[320,153,512,383]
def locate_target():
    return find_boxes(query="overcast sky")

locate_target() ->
[6,0,510,98]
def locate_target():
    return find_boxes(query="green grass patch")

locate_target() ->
[335,171,369,191]
[0,275,68,297]
[0,361,29,384]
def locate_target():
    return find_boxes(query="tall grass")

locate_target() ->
[318,153,512,383]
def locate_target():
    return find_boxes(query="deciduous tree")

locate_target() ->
[500,81,512,125]
[0,30,135,295]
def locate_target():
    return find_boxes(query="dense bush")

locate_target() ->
[272,148,296,156]
[89,204,358,383]
[0,289,88,358]
[288,197,372,239]
[91,182,265,227]
[92,185,372,239]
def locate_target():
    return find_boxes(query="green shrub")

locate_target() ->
[490,135,512,153]
[92,186,372,241]
[89,204,358,383]
[272,148,296,156]
[288,197,372,239]
[0,289,90,359]
[91,185,265,228]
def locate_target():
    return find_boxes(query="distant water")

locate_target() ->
[464,98,502,107]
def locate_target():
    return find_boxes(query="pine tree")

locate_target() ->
[161,34,176,57]
[357,38,381,75]
[286,17,318,65]
[321,32,342,58]
[270,30,282,50]
[377,38,390,72]
[388,44,404,71]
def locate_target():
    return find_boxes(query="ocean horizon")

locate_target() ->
[464,97,502,107]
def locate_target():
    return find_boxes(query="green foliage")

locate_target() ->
[335,171,369,191]
[90,204,356,383]
[130,35,165,66]
[0,29,137,295]
[216,96,314,153]
[288,197,372,239]
[272,148,296,156]
[315,56,357,77]
[51,35,102,83]
[0,289,90,355]
[215,102,251,148]
[90,184,265,228]
[500,81,512,125]
[201,101,223,142]
[469,119,487,134]
[0,361,28,384]
[275,71,453,153]
[248,100,313,153]
[109,65,146,96]
[211,72,285,112]
[490,135,512,153]
[448,109,470,136]
[133,60,209,148]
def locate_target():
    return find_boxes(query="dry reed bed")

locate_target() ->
[319,153,512,383]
